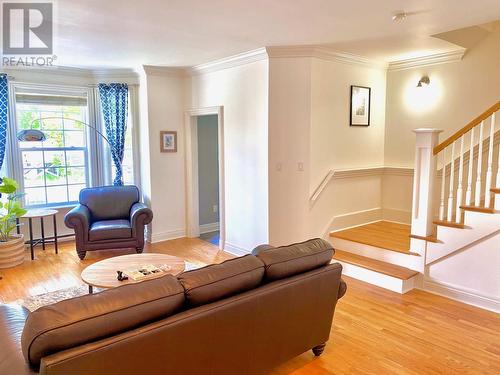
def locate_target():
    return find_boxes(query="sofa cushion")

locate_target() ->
[254,238,334,281]
[178,255,265,307]
[21,275,185,367]
[89,219,132,241]
[80,185,139,221]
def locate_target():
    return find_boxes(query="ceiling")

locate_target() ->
[49,0,500,68]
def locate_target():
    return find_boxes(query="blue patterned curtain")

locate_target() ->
[0,74,8,172]
[98,83,128,186]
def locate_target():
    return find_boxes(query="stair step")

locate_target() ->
[433,220,469,229]
[409,234,440,243]
[460,205,498,214]
[491,188,500,194]
[330,221,418,256]
[333,250,419,280]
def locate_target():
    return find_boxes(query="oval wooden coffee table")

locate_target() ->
[81,253,185,293]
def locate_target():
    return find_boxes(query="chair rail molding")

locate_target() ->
[310,166,413,206]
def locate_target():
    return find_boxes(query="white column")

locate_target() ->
[411,129,442,237]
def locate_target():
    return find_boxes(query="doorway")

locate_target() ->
[196,114,220,245]
[185,107,225,250]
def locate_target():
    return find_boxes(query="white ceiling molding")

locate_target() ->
[189,47,268,75]
[142,65,188,77]
[266,45,387,69]
[388,49,466,71]
[3,66,139,83]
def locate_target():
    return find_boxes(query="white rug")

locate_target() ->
[14,261,203,312]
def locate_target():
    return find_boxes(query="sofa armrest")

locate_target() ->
[130,202,153,236]
[0,304,34,375]
[64,205,90,242]
[338,278,347,299]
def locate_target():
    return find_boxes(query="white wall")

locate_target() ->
[142,71,186,242]
[308,58,388,236]
[197,114,219,226]
[310,58,387,189]
[189,60,269,253]
[426,231,500,311]
[268,57,312,245]
[385,28,500,167]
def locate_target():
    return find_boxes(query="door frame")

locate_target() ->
[184,106,225,250]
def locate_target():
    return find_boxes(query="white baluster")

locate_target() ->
[447,141,456,221]
[465,128,475,205]
[455,136,465,223]
[496,114,500,188]
[439,149,446,221]
[474,121,484,206]
[484,113,495,207]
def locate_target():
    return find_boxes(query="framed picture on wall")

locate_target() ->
[160,131,177,152]
[350,85,371,126]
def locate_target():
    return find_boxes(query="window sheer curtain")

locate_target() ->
[0,74,8,172]
[98,83,128,186]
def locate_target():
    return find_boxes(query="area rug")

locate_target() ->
[14,261,203,312]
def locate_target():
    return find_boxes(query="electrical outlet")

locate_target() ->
[213,205,218,213]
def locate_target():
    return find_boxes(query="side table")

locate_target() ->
[17,209,59,260]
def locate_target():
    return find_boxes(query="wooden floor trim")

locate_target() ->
[460,205,498,214]
[433,220,468,229]
[332,250,419,280]
[330,220,419,256]
[409,234,440,243]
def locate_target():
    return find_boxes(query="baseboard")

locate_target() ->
[324,207,382,236]
[224,241,250,256]
[151,229,186,243]
[421,278,500,313]
[199,222,220,234]
[382,208,411,224]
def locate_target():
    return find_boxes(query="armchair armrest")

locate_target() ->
[130,202,153,236]
[64,205,91,242]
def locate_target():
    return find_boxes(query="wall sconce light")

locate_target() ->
[417,76,430,88]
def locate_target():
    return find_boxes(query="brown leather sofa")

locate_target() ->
[0,238,346,375]
[64,185,153,260]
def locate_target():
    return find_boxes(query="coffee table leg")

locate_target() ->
[40,217,45,250]
[88,285,93,294]
[53,214,58,254]
[29,218,34,261]
[16,218,20,235]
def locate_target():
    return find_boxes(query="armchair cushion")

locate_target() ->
[89,220,132,241]
[80,185,139,221]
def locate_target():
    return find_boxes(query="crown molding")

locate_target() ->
[142,65,189,77]
[388,49,466,71]
[266,45,387,69]
[2,65,140,83]
[189,48,268,75]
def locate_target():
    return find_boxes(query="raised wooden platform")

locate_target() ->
[333,250,418,280]
[330,221,413,255]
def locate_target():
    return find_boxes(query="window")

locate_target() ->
[15,93,89,206]
[8,83,138,208]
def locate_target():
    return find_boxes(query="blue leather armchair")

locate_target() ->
[65,186,153,260]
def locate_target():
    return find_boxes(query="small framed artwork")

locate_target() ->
[350,85,371,126]
[160,131,177,153]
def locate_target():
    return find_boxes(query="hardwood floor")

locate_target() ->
[330,220,415,255]
[1,239,499,374]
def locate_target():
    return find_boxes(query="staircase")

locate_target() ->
[329,102,500,297]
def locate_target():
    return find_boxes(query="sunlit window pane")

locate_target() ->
[16,98,89,207]
[46,185,68,204]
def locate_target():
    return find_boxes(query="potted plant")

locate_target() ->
[0,177,27,268]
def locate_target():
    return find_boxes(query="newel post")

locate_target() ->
[411,129,442,256]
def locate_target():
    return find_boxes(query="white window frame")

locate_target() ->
[6,81,140,208]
